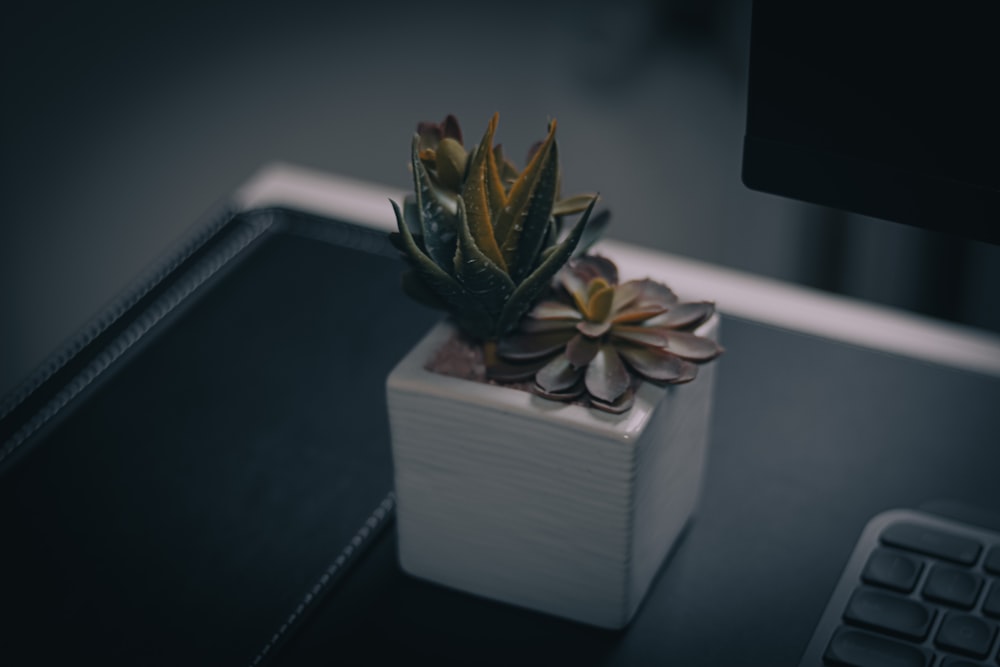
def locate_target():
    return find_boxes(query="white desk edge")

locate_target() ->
[235,162,1000,379]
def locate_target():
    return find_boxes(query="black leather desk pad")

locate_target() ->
[2,205,999,666]
[0,208,438,665]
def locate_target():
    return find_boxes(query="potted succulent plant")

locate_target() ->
[386,114,722,629]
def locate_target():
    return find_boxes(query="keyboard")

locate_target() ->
[800,509,1000,667]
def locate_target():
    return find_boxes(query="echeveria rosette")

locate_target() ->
[391,113,607,341]
[491,255,724,414]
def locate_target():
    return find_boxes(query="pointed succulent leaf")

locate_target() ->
[495,120,558,272]
[497,328,575,361]
[392,199,447,280]
[435,137,467,191]
[453,196,516,317]
[459,114,507,271]
[657,301,715,329]
[403,197,421,233]
[525,139,544,165]
[411,136,457,268]
[505,132,559,283]
[571,208,610,258]
[492,143,520,184]
[663,330,724,361]
[552,193,599,217]
[585,344,631,403]
[539,244,560,264]
[462,142,477,172]
[492,143,506,173]
[565,333,601,368]
[536,353,585,393]
[496,197,597,335]
[428,178,459,215]
[392,200,493,332]
[539,217,558,254]
[618,345,696,382]
[388,231,405,253]
[484,127,507,221]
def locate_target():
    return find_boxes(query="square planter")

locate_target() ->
[386,314,720,629]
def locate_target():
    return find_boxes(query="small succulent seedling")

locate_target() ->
[490,255,724,413]
[391,114,605,342]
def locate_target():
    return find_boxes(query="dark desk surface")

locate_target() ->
[1,188,998,666]
[279,315,1000,666]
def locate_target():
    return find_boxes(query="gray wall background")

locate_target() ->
[2,0,998,400]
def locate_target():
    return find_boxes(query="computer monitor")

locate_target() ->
[742,1,999,245]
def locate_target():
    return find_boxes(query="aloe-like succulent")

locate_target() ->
[491,255,724,413]
[391,114,606,341]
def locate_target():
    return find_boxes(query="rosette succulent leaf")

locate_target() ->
[392,114,603,341]
[492,256,724,414]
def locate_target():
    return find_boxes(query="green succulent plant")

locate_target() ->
[391,113,606,341]
[490,255,724,414]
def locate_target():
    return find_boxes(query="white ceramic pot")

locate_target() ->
[386,313,720,629]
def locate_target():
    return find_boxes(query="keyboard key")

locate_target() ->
[985,545,1000,575]
[984,581,1000,619]
[935,612,997,659]
[824,626,931,667]
[923,564,984,609]
[844,588,935,640]
[881,522,982,565]
[862,548,924,593]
